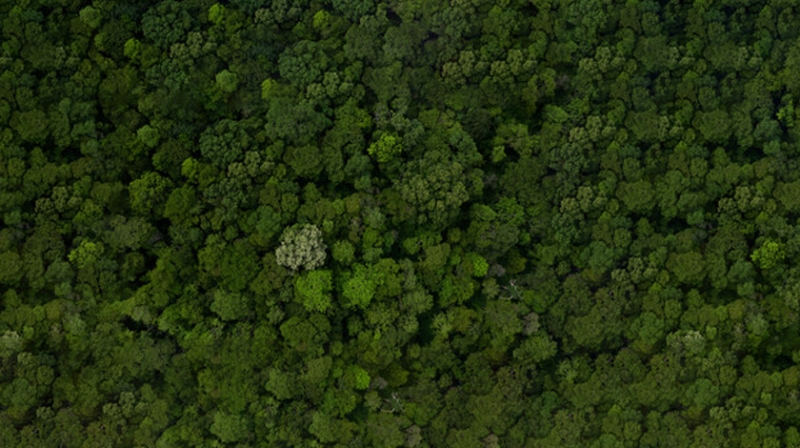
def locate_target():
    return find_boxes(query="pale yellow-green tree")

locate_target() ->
[275,224,327,271]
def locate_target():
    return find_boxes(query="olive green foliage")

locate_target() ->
[4,1,800,446]
[210,289,249,321]
[0,251,23,285]
[215,69,239,94]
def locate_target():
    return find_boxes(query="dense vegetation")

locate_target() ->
[2,0,800,446]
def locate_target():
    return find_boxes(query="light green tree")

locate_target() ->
[751,240,785,270]
[215,69,239,94]
[350,365,371,390]
[295,270,333,312]
[79,6,102,29]
[137,125,160,148]
[342,264,378,309]
[367,134,402,163]
[68,240,103,270]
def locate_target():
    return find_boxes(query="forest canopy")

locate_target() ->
[2,0,800,447]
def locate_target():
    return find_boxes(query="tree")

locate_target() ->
[295,270,333,312]
[242,205,281,248]
[215,69,239,94]
[751,240,785,270]
[334,0,375,22]
[129,172,173,217]
[693,109,732,143]
[617,180,655,214]
[198,119,251,169]
[342,264,378,309]
[163,185,200,226]
[278,40,331,89]
[210,290,250,321]
[396,149,471,230]
[264,96,332,145]
[0,250,23,286]
[68,240,103,270]
[365,413,407,447]
[210,412,250,444]
[775,181,800,213]
[283,144,323,179]
[141,0,194,50]
[275,224,327,271]
[367,133,403,163]
[9,109,49,144]
[6,1,800,445]
[667,251,706,285]
[466,197,526,260]
[103,216,155,252]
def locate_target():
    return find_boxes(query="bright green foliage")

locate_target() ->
[367,134,402,163]
[215,70,239,94]
[295,270,333,312]
[136,125,160,148]
[208,4,226,25]
[123,38,140,59]
[751,241,785,270]
[260,78,277,100]
[180,157,199,180]
[79,6,102,29]
[342,264,378,309]
[312,10,329,31]
[544,105,569,123]
[468,252,489,277]
[350,366,371,390]
[276,224,327,271]
[68,240,102,269]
